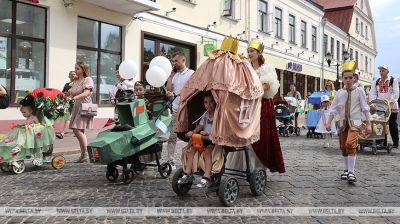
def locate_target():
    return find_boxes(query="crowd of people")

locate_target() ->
[1,36,399,186]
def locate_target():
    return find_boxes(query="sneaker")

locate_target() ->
[177,174,194,184]
[341,170,349,180]
[323,142,329,148]
[347,172,357,183]
[196,177,211,188]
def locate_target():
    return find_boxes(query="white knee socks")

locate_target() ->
[343,157,348,170]
[347,156,356,173]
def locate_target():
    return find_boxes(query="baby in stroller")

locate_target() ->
[178,92,217,188]
[275,96,300,136]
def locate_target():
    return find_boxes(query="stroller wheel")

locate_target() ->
[218,177,239,207]
[12,161,25,174]
[106,166,119,182]
[387,144,393,154]
[0,163,11,172]
[122,170,134,184]
[51,155,66,169]
[159,162,172,178]
[171,168,192,196]
[372,147,377,155]
[295,127,301,136]
[249,169,267,196]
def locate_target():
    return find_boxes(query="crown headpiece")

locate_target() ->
[248,38,264,53]
[220,36,239,55]
[342,60,357,73]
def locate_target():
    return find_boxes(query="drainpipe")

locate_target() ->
[320,18,327,90]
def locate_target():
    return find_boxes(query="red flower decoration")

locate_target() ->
[35,131,43,139]
[10,123,18,129]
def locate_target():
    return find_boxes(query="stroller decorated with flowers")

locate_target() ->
[0,88,67,174]
[171,36,267,207]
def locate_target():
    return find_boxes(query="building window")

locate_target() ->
[356,18,359,33]
[342,43,346,59]
[275,7,283,38]
[301,20,307,48]
[311,26,317,52]
[365,25,368,39]
[361,21,364,36]
[142,33,196,83]
[289,14,296,44]
[258,0,268,32]
[355,51,359,68]
[323,34,328,56]
[365,56,368,72]
[336,40,340,61]
[0,1,47,104]
[223,0,234,17]
[76,17,122,105]
[361,0,364,9]
[350,48,353,60]
[330,37,334,58]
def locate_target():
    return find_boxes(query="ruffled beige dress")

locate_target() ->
[69,77,94,130]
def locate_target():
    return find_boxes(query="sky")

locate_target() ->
[369,0,400,79]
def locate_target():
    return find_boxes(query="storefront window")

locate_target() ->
[0,1,12,34]
[0,1,46,104]
[142,34,196,83]
[77,17,121,105]
[16,3,46,39]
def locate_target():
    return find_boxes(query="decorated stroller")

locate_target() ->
[0,88,67,174]
[359,99,392,154]
[171,36,267,207]
[305,91,330,138]
[87,90,173,184]
[275,97,300,136]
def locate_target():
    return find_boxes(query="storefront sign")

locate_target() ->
[203,43,216,56]
[287,62,302,72]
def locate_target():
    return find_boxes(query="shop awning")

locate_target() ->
[79,0,160,15]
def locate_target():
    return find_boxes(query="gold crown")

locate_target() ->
[342,60,358,73]
[248,38,264,53]
[220,36,239,54]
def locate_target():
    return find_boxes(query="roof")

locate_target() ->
[311,0,358,32]
[311,0,358,9]
[324,8,355,32]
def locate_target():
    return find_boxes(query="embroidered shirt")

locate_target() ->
[370,76,399,112]
[199,111,213,134]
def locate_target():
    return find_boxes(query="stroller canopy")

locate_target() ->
[173,50,263,147]
[308,91,331,105]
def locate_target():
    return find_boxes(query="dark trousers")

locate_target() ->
[386,112,399,145]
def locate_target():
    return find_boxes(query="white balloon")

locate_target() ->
[119,59,138,80]
[146,66,167,87]
[149,56,172,76]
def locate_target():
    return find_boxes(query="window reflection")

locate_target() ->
[0,0,12,34]
[77,49,97,103]
[101,23,120,52]
[100,52,120,104]
[16,3,46,39]
[77,18,98,48]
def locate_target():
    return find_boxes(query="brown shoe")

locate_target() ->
[75,155,88,163]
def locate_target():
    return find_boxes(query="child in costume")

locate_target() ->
[134,81,146,99]
[315,95,337,148]
[178,92,220,188]
[326,60,372,183]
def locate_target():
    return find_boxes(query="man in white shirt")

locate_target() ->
[166,52,194,169]
[369,65,400,148]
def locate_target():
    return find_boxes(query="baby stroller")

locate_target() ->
[359,99,393,155]
[305,91,330,138]
[171,44,266,207]
[275,97,300,136]
[0,88,67,174]
[87,91,174,184]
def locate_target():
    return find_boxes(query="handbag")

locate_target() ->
[0,85,9,109]
[80,103,98,116]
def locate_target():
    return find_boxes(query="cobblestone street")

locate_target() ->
[1,134,400,223]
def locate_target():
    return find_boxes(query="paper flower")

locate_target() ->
[35,131,43,139]
[10,123,18,129]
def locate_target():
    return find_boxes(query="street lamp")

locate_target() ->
[325,51,349,89]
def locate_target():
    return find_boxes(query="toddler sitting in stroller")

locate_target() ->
[178,91,216,188]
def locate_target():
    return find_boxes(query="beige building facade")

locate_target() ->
[0,0,377,130]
